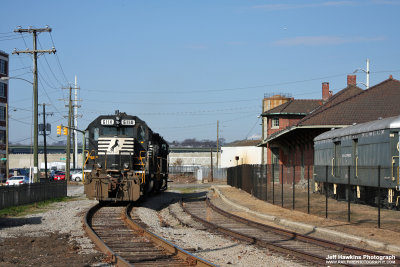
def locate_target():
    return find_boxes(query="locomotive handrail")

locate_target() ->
[139,150,146,183]
[331,158,334,176]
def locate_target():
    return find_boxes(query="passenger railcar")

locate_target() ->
[84,111,169,202]
[314,116,400,209]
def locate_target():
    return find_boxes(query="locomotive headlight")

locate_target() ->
[96,163,102,168]
[123,162,129,169]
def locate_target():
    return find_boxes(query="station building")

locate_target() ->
[259,75,400,183]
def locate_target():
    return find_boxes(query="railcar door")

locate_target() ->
[353,139,358,179]
[333,141,341,178]
[390,132,399,186]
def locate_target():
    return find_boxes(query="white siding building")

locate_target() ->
[221,140,262,168]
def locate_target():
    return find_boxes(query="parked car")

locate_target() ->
[53,172,66,181]
[50,170,64,181]
[6,176,30,186]
[71,170,91,182]
[8,168,29,178]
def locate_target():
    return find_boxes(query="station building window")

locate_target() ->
[0,59,6,75]
[0,83,5,97]
[272,118,279,129]
[0,106,5,121]
[0,130,5,145]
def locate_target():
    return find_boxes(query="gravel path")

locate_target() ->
[134,190,308,267]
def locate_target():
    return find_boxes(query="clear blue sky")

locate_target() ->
[1,0,399,144]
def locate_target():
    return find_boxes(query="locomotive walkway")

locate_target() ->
[211,185,400,256]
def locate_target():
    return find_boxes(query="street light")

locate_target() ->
[0,76,33,84]
[1,76,38,182]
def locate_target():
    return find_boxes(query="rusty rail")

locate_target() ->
[181,197,400,266]
[83,203,132,267]
[123,204,216,267]
[84,203,216,267]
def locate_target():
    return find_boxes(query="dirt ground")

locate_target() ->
[213,185,400,256]
[0,232,104,267]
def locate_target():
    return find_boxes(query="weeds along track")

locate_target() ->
[84,203,216,267]
[181,197,399,266]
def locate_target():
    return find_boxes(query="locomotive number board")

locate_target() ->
[122,119,135,125]
[101,119,114,125]
[100,119,136,126]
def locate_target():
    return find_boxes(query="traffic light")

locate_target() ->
[63,127,68,135]
[57,125,62,135]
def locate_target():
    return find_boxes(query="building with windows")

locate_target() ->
[0,50,8,179]
[259,75,400,183]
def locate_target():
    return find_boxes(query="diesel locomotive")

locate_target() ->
[84,111,169,202]
[314,115,400,209]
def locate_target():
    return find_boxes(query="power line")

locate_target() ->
[83,97,260,106]
[245,117,260,140]
[38,38,65,87]
[0,36,24,42]
[49,32,70,85]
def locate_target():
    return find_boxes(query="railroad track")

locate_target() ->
[181,197,400,266]
[84,203,216,267]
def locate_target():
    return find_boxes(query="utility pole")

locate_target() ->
[73,76,80,169]
[39,104,53,180]
[13,26,56,182]
[210,148,213,182]
[63,86,73,181]
[366,58,370,89]
[216,120,219,168]
[354,58,370,89]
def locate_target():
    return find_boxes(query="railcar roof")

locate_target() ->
[314,115,400,141]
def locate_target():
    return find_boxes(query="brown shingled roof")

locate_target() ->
[299,77,400,126]
[225,139,261,147]
[263,99,322,116]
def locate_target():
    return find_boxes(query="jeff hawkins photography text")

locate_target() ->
[326,254,396,265]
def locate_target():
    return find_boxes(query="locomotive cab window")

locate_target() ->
[137,125,146,142]
[94,128,99,141]
[101,127,134,136]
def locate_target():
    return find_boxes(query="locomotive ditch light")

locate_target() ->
[123,163,129,169]
[96,163,102,168]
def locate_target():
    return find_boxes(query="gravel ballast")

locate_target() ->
[134,190,307,267]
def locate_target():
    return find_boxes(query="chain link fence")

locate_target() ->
[228,164,400,232]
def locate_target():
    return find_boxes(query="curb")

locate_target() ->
[211,185,400,254]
